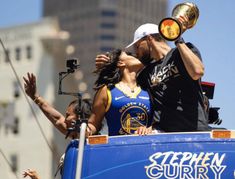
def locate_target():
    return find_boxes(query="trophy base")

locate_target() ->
[158,17,182,41]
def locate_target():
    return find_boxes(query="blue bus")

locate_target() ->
[61,130,235,179]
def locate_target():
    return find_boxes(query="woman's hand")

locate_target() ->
[95,54,110,70]
[23,72,39,100]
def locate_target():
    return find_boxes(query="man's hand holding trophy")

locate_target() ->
[158,2,199,41]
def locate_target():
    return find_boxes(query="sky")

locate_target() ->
[168,0,235,130]
[0,0,234,130]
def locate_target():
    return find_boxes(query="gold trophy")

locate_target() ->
[158,2,199,41]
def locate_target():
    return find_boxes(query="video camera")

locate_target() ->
[201,81,222,125]
[58,58,80,96]
[66,58,79,73]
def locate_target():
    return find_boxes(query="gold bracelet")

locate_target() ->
[34,96,43,106]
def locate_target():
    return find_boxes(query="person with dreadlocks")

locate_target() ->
[23,72,92,139]
[88,49,153,135]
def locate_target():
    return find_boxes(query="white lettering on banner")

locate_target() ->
[145,152,226,179]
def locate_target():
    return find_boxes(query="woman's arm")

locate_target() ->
[88,86,108,135]
[23,72,67,135]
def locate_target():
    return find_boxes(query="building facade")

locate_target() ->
[43,0,168,97]
[0,18,72,179]
[1,1,168,178]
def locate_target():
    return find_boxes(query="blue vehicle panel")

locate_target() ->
[62,132,235,179]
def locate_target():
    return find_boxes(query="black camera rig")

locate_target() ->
[58,58,91,138]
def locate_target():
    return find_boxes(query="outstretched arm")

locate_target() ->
[23,72,67,135]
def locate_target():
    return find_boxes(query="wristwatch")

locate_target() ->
[175,37,185,45]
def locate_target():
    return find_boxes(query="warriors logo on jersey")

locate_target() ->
[105,85,152,136]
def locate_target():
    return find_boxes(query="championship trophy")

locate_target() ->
[158,2,199,41]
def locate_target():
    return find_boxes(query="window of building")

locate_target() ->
[101,10,117,17]
[100,35,115,40]
[100,23,116,29]
[1,102,15,135]
[15,47,21,61]
[5,49,10,62]
[26,45,32,59]
[10,154,18,172]
[13,81,20,98]
[12,117,19,135]
[100,47,114,52]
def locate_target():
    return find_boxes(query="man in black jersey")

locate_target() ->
[96,21,209,132]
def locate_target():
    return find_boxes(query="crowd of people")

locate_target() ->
[22,16,212,178]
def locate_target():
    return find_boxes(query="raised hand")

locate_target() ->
[178,15,189,33]
[23,72,39,100]
[22,169,40,179]
[95,53,110,70]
